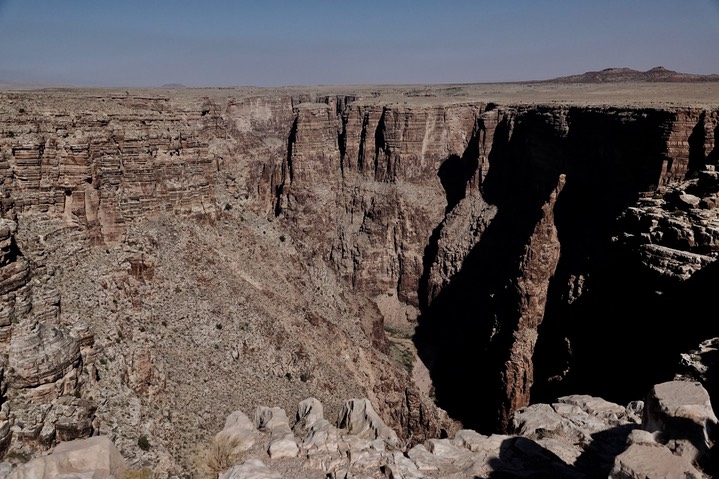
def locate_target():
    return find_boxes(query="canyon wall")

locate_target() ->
[0,89,717,470]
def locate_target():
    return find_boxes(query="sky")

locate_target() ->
[0,0,718,87]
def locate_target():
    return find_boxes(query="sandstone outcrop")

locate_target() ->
[6,436,126,479]
[254,406,299,459]
[219,459,281,479]
[216,410,257,454]
[607,380,718,478]
[610,444,705,479]
[338,398,400,448]
[643,381,717,462]
[206,384,716,478]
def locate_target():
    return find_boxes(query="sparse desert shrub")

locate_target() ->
[5,450,31,463]
[195,435,244,479]
[123,469,155,479]
[137,435,150,451]
[429,385,437,401]
[389,341,415,374]
[384,325,413,339]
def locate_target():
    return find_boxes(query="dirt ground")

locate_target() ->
[4,80,719,109]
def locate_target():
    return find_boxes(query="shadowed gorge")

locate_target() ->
[0,84,718,475]
[415,106,718,433]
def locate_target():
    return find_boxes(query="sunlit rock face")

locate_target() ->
[0,86,717,473]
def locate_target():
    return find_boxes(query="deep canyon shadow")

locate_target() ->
[535,251,719,407]
[414,107,718,434]
[415,109,568,432]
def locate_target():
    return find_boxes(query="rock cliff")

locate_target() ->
[0,84,717,473]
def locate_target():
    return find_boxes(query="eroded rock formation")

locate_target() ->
[0,86,717,473]
[200,382,715,478]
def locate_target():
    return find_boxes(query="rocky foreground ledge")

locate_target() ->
[1,380,715,479]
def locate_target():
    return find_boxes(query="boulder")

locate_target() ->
[643,380,718,461]
[626,429,658,446]
[347,447,385,471]
[406,443,443,471]
[216,409,256,454]
[425,438,473,465]
[451,429,488,452]
[678,193,702,209]
[557,395,627,422]
[338,399,399,448]
[294,397,324,435]
[384,451,422,479]
[610,443,705,479]
[488,436,583,479]
[512,395,634,451]
[301,418,343,452]
[7,436,126,479]
[511,402,567,437]
[0,463,11,479]
[219,459,281,479]
[300,409,347,472]
[254,406,298,459]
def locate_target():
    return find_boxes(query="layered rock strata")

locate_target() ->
[0,88,717,471]
[0,174,97,459]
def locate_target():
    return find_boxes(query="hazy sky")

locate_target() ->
[1,0,718,87]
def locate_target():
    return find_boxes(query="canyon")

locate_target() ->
[0,81,717,476]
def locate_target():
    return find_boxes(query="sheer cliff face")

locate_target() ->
[275,102,484,313]
[0,89,717,468]
[417,106,719,432]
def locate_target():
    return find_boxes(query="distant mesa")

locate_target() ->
[160,83,187,89]
[547,66,719,83]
